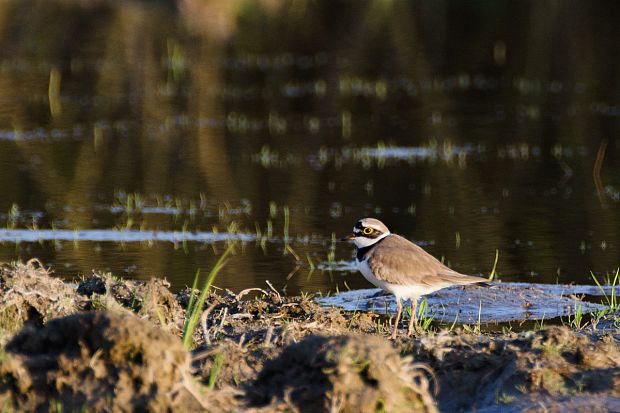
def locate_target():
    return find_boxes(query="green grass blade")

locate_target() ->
[208,353,225,389]
[449,313,459,332]
[183,242,236,349]
[186,269,201,316]
[488,249,499,281]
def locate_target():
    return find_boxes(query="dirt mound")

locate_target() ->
[410,326,620,412]
[177,285,355,349]
[0,311,212,412]
[197,340,280,390]
[0,260,78,344]
[250,334,438,413]
[78,273,184,334]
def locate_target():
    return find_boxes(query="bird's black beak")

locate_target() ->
[341,234,356,241]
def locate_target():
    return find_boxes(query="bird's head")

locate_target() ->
[342,217,391,248]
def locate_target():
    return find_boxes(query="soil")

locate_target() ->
[250,334,437,412]
[0,261,618,412]
[0,312,207,412]
[0,259,77,342]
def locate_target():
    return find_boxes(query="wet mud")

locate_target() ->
[0,261,618,412]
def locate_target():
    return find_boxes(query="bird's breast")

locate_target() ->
[356,258,384,288]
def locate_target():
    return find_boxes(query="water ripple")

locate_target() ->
[0,229,256,243]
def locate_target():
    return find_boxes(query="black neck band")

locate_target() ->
[356,236,386,261]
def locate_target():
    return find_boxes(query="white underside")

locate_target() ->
[357,259,445,300]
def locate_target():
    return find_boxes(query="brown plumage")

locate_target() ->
[362,234,485,288]
[344,217,487,339]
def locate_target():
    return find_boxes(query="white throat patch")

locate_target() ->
[353,231,390,249]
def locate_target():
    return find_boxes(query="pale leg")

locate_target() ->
[407,297,418,336]
[390,298,403,340]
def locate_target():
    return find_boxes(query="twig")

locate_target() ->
[285,244,302,280]
[236,288,268,301]
[285,244,301,261]
[89,349,103,370]
[263,325,274,347]
[409,362,439,396]
[218,307,228,329]
[200,302,219,346]
[26,258,48,271]
[231,313,252,319]
[180,374,212,410]
[191,348,218,362]
[593,139,608,204]
[10,290,60,301]
[393,359,439,413]
[265,280,282,302]
[286,264,301,281]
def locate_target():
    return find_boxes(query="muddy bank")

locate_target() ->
[0,261,618,412]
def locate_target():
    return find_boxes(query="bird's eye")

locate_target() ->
[362,227,374,235]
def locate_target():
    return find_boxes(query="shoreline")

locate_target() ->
[0,260,619,412]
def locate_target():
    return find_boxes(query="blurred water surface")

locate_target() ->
[0,0,619,294]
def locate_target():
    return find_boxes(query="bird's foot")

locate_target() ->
[406,328,420,338]
[406,323,425,337]
[389,327,399,340]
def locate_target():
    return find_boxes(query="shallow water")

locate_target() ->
[317,282,614,324]
[0,1,619,298]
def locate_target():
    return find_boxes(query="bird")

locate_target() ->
[342,217,487,339]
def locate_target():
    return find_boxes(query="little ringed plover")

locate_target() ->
[343,217,487,339]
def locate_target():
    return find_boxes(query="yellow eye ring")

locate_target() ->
[362,227,374,235]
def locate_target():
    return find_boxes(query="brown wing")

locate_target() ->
[365,234,486,286]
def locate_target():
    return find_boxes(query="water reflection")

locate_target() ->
[0,0,619,294]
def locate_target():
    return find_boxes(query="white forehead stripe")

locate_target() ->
[356,222,389,233]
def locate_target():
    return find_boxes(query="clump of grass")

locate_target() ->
[374,317,390,335]
[591,268,619,311]
[562,304,585,330]
[183,242,236,349]
[497,392,516,404]
[572,304,584,329]
[405,299,435,333]
[418,301,435,333]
